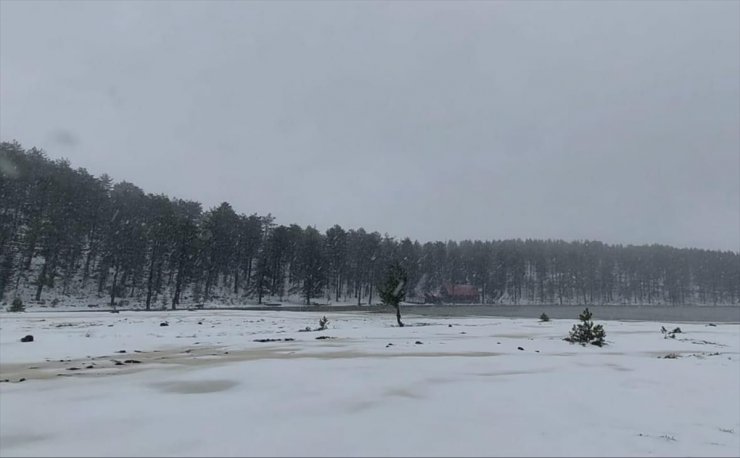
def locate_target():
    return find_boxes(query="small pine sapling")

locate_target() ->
[9,298,25,313]
[565,308,606,347]
[539,313,550,322]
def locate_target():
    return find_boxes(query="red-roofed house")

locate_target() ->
[422,284,480,304]
[440,284,480,303]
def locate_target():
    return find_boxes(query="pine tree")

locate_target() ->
[565,308,606,346]
[325,225,347,302]
[296,226,327,305]
[9,297,24,312]
[378,261,407,327]
[170,200,201,309]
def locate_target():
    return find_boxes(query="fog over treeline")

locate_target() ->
[1,141,738,308]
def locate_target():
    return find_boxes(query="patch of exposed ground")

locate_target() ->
[0,344,506,382]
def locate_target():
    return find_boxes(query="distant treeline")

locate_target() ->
[1,141,738,308]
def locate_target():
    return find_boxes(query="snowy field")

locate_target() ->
[1,310,738,457]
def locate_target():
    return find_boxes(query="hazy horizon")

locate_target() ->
[2,1,738,251]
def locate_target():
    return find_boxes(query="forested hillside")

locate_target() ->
[1,141,738,309]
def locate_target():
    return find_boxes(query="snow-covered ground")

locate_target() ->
[1,310,738,457]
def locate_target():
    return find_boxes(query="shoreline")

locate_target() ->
[4,303,740,323]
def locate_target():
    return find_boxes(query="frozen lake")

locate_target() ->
[204,304,740,323]
[1,310,738,456]
[401,304,740,322]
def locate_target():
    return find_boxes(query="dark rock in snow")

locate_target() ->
[415,341,423,345]
[86,365,94,369]
[20,335,34,343]
[386,343,393,348]
[708,323,717,327]
[112,360,124,366]
[315,336,335,340]
[67,367,80,371]
[124,359,141,364]
[115,350,126,354]
[18,378,26,382]
[517,347,525,351]
[160,322,169,327]
[448,324,453,328]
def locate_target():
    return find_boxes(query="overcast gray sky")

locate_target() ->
[1,1,738,251]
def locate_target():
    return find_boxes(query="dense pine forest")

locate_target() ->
[1,141,738,309]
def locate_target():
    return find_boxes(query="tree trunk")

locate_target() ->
[172,269,182,310]
[257,273,264,304]
[145,250,157,311]
[110,264,120,306]
[23,237,37,271]
[172,285,180,309]
[245,258,252,291]
[204,270,213,301]
[82,245,93,288]
[172,250,187,310]
[395,304,404,327]
[98,262,108,294]
[82,224,97,288]
[35,259,48,301]
[154,262,163,303]
[234,267,239,294]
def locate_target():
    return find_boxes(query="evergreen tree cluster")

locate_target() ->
[1,142,738,308]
